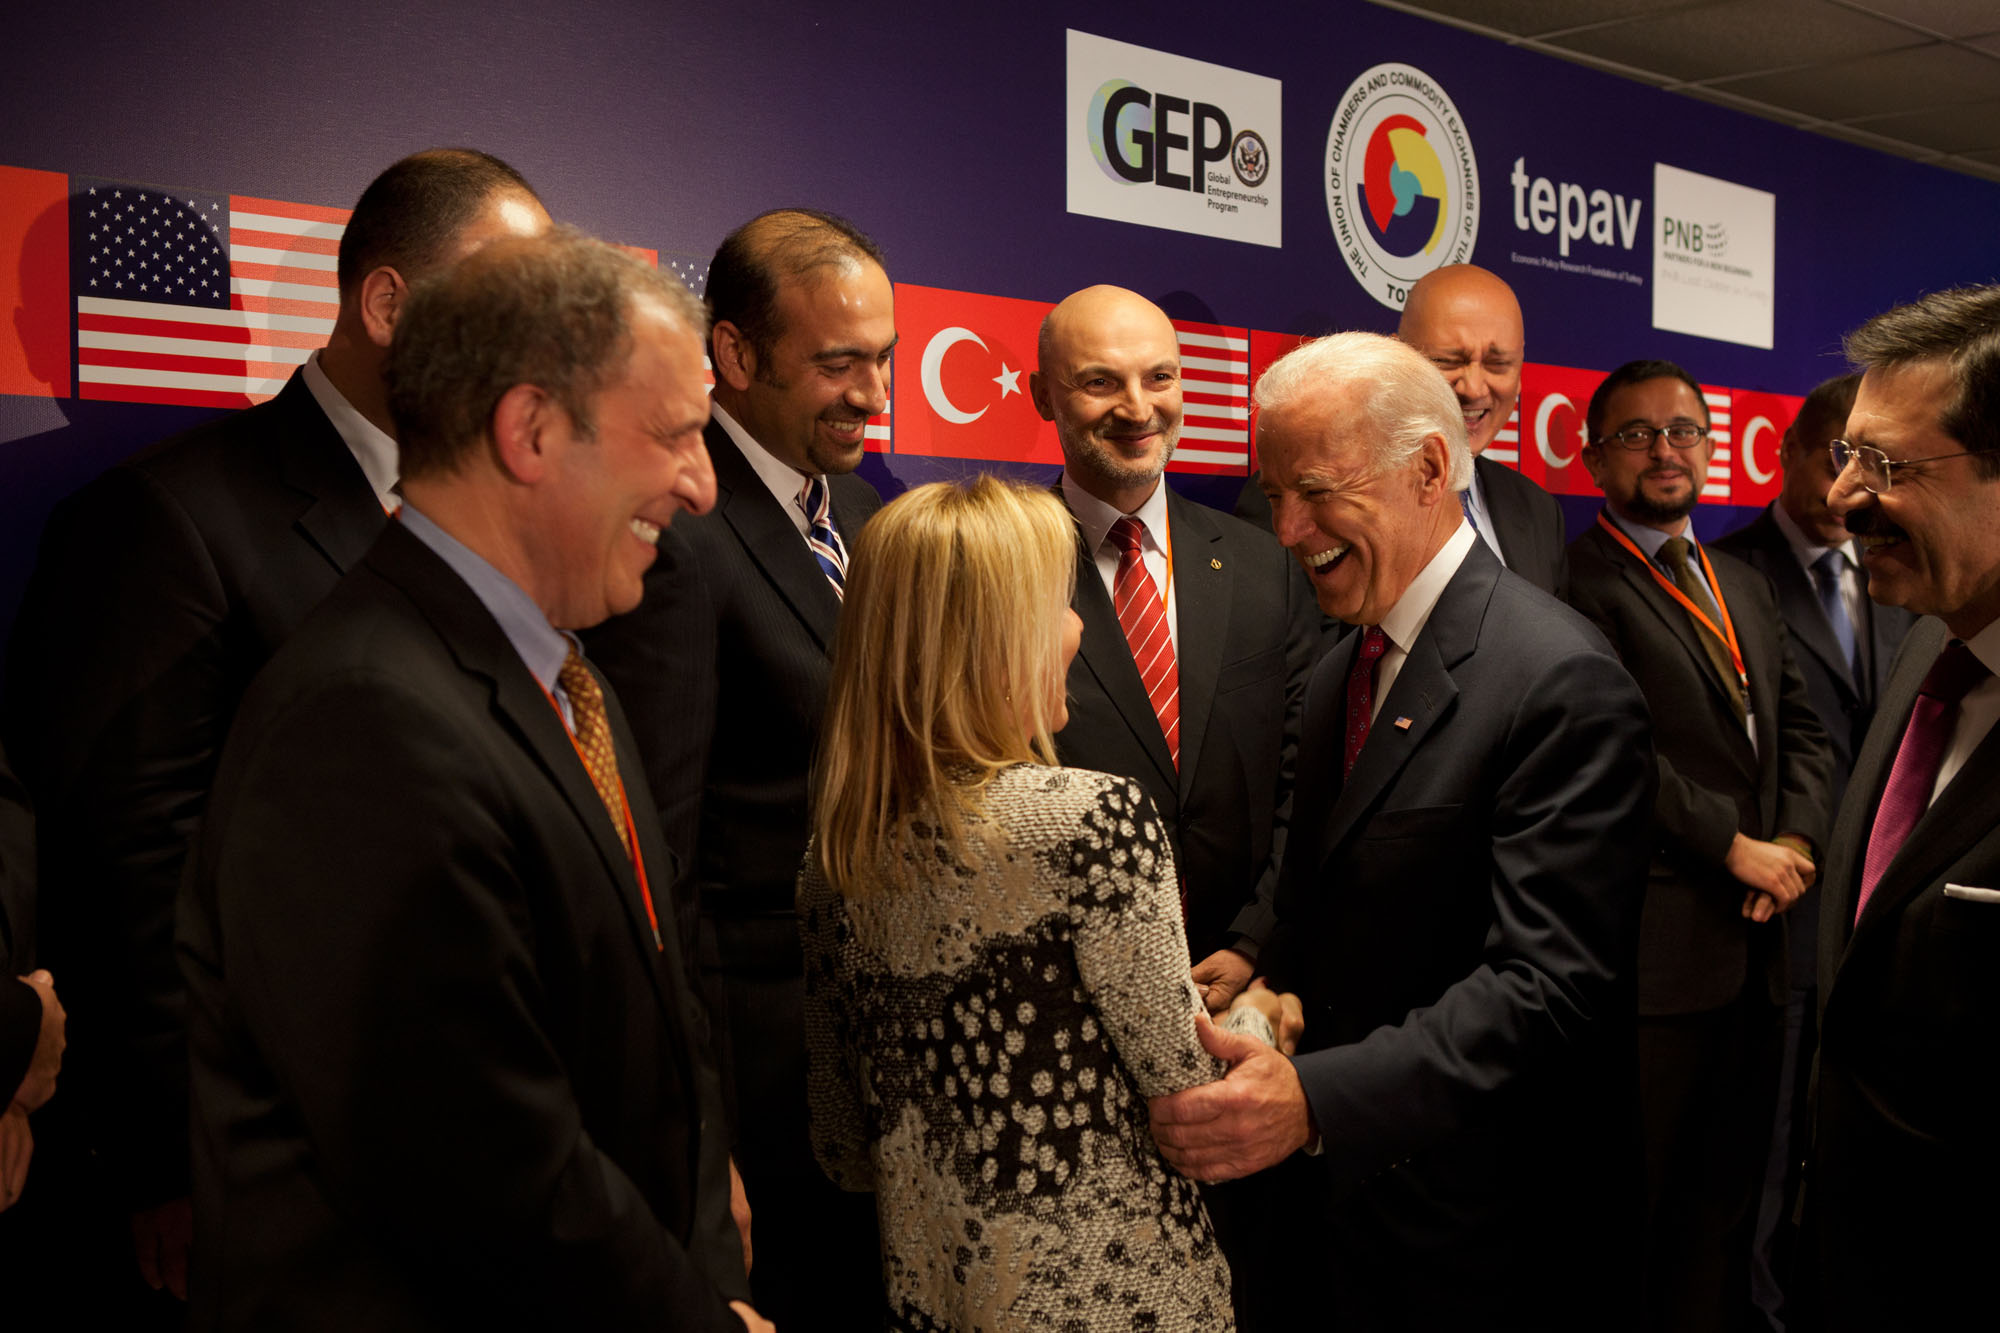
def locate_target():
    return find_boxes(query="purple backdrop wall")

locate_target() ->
[3,0,1997,651]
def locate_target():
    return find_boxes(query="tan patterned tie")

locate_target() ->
[557,646,630,856]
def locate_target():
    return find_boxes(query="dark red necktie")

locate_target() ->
[1344,626,1390,779]
[1855,642,1990,923]
[1108,516,1179,768]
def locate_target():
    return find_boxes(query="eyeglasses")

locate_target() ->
[1828,439,1986,494]
[1594,424,1709,452]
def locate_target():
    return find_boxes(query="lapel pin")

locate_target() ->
[1210,557,1222,569]
[1393,716,1413,730]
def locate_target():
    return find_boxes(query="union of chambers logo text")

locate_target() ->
[1324,63,1479,311]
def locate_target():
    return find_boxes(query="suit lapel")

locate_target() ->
[1475,455,1529,569]
[273,372,389,575]
[1313,545,1488,867]
[370,523,676,1012]
[1852,728,2000,941]
[1601,527,1750,728]
[707,422,842,651]
[1165,492,1225,791]
[1069,522,1178,787]
[1746,514,1856,699]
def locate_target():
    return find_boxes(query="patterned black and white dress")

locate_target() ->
[800,764,1233,1332]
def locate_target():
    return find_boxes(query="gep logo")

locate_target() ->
[1067,30,1282,248]
[1324,63,1479,311]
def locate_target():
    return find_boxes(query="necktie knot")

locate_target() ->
[1658,535,1693,573]
[798,475,849,598]
[1813,548,1845,585]
[1108,515,1147,556]
[1920,641,1990,705]
[1357,624,1389,663]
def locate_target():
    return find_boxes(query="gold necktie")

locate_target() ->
[557,647,631,855]
[1658,537,1746,723]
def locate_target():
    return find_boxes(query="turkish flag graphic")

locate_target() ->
[1729,389,1803,509]
[1515,361,1605,498]
[892,282,1056,463]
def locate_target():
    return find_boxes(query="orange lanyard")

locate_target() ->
[539,684,660,951]
[1596,513,1749,695]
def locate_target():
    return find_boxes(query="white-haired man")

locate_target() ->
[1151,331,1655,1331]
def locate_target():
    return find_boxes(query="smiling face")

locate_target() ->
[721,257,897,477]
[541,298,716,628]
[1031,286,1182,512]
[1257,383,1454,625]
[1397,266,1524,457]
[1830,358,2000,638]
[1582,376,1712,532]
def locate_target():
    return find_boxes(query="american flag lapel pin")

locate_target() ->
[1393,716,1413,731]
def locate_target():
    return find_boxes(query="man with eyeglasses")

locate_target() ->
[1564,359,1833,1333]
[1712,373,1916,1332]
[1805,284,2000,1333]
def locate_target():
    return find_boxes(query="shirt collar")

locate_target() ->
[1962,615,2000,681]
[1378,520,1478,654]
[1770,500,1858,574]
[397,504,572,698]
[1060,472,1172,555]
[1605,507,1692,566]
[301,351,399,511]
[712,401,817,533]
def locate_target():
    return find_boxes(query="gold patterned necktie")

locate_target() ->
[1658,536,1746,723]
[557,646,631,856]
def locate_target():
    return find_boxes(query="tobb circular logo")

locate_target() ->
[1325,63,1480,310]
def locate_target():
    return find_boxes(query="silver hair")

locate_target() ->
[1252,330,1472,490]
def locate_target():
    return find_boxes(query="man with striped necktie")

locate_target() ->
[585,207,892,1329]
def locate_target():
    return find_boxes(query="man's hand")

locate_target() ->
[0,1103,32,1212]
[1191,948,1255,1014]
[1149,1017,1312,1183]
[731,1300,776,1332]
[131,1195,193,1300]
[1726,833,1814,917]
[728,1154,753,1277]
[11,971,64,1112]
[1224,980,1305,1055]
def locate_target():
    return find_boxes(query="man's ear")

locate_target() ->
[711,321,756,393]
[1029,370,1056,424]
[1417,434,1452,503]
[490,383,558,484]
[1579,442,1607,488]
[358,266,410,349]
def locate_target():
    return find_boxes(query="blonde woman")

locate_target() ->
[799,476,1233,1331]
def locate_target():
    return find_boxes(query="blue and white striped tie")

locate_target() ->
[799,475,848,599]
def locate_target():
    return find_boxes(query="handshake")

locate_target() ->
[1217,980,1303,1056]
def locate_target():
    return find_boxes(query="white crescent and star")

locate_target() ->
[1535,391,1583,468]
[1741,415,1777,485]
[921,327,1021,425]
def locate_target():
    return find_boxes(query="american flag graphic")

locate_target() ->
[1702,388,1732,501]
[1486,405,1522,466]
[71,178,345,409]
[1171,319,1250,475]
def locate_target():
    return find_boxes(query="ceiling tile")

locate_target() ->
[1363,0,1698,38]
[1542,0,1927,82]
[1711,42,2000,119]
[1833,0,2000,38]
[1846,98,2000,151]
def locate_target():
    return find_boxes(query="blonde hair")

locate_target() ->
[812,476,1077,894]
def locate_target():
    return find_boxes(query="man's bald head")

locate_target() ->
[1397,264,1525,457]
[1031,286,1183,512]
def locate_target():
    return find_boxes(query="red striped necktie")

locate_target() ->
[1108,516,1179,768]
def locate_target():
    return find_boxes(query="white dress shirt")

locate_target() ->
[1771,502,1868,668]
[1460,468,1506,567]
[301,351,400,513]
[1370,521,1478,721]
[713,402,820,541]
[1932,616,2000,804]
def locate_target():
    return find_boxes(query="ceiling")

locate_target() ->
[1365,0,2000,183]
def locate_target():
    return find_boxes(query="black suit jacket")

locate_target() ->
[1234,455,1568,595]
[1712,506,1916,795]
[1264,542,1654,1329]
[1809,617,2000,1329]
[0,740,35,1102]
[1566,520,1834,1014]
[2,370,385,1203]
[583,420,881,1120]
[177,520,745,1332]
[1053,487,1315,959]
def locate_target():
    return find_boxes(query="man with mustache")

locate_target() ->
[1713,373,1915,1330]
[1806,284,2000,1332]
[585,207,891,1327]
[1565,360,1833,1333]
